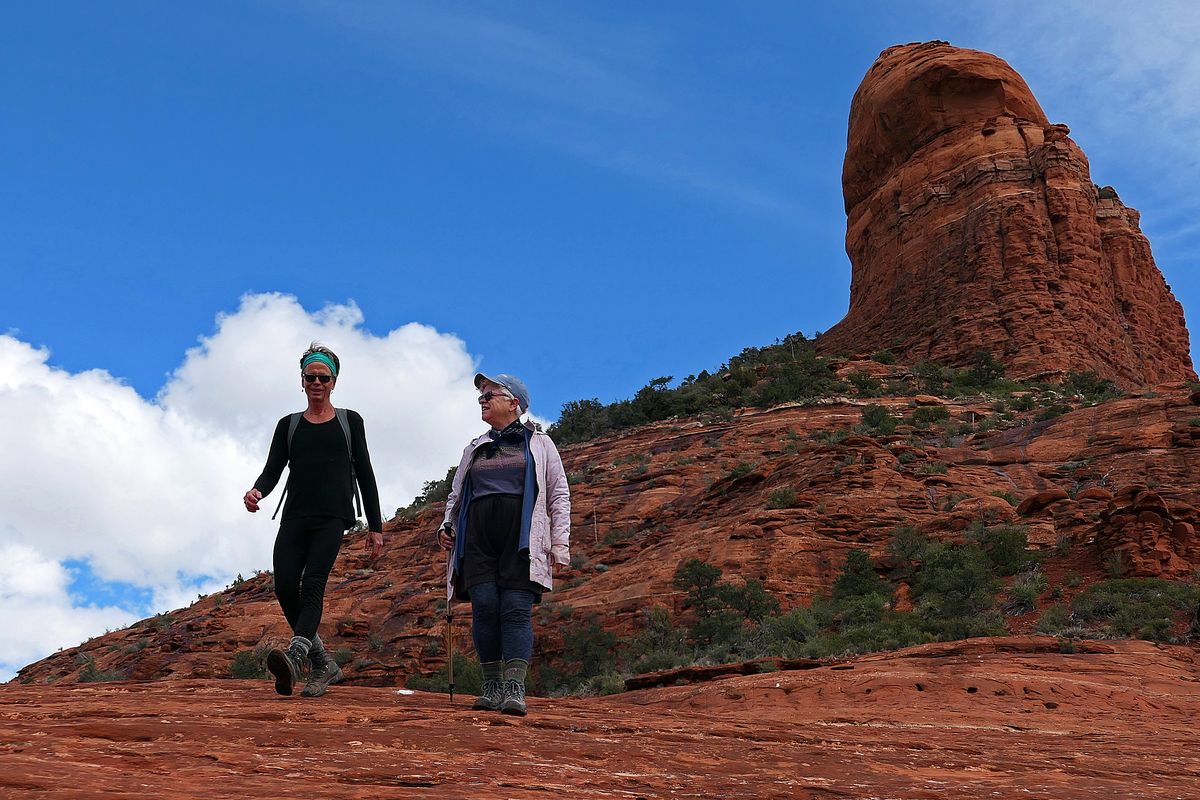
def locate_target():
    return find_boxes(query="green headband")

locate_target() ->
[301,352,338,376]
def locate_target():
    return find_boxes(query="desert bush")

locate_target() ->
[1005,570,1048,616]
[871,350,896,364]
[848,371,883,397]
[861,404,897,435]
[766,487,799,509]
[912,542,1003,639]
[1069,579,1200,641]
[910,405,951,426]
[974,523,1032,576]
[230,649,266,679]
[832,550,889,602]
[626,606,690,674]
[406,653,483,696]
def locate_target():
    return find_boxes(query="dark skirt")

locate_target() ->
[458,493,543,601]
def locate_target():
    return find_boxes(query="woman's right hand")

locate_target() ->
[244,488,262,513]
[436,524,455,550]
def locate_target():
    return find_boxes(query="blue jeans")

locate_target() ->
[470,581,536,662]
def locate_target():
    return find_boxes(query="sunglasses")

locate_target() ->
[479,390,513,402]
[303,373,334,384]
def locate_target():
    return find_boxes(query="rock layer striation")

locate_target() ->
[820,41,1194,387]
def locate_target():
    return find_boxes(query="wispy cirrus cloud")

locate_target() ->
[949,2,1200,243]
[288,0,807,221]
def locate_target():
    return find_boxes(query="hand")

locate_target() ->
[436,525,455,550]
[243,488,262,513]
[368,531,384,560]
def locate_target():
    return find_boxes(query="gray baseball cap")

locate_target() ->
[474,372,530,413]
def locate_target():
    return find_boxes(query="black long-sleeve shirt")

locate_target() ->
[254,410,383,533]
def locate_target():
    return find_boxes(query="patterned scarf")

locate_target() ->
[482,419,526,458]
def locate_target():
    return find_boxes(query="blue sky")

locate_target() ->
[3,2,1197,679]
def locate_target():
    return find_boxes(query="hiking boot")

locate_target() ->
[472,678,504,711]
[301,650,344,698]
[500,679,527,716]
[266,642,306,697]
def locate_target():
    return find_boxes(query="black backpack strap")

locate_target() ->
[271,413,304,520]
[335,408,363,518]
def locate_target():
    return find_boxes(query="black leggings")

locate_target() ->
[273,516,345,641]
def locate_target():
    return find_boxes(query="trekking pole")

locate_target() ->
[446,607,455,705]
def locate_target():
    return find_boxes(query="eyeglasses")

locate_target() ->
[479,391,513,402]
[303,374,334,384]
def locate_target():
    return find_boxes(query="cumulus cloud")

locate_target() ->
[0,293,483,680]
[0,543,139,675]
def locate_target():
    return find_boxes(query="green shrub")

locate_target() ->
[832,550,889,601]
[1064,371,1122,403]
[627,606,690,674]
[913,360,949,394]
[813,428,850,444]
[1035,404,1071,422]
[991,490,1018,507]
[910,405,950,426]
[977,524,1031,576]
[728,461,755,480]
[941,492,970,511]
[917,461,948,475]
[562,614,618,679]
[871,350,896,365]
[887,526,930,574]
[406,653,483,696]
[1069,579,1200,641]
[1005,571,1048,616]
[913,543,1003,638]
[1035,603,1072,634]
[861,404,897,435]
[230,649,266,679]
[76,655,123,683]
[848,372,883,397]
[766,487,799,509]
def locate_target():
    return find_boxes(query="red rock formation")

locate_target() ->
[4,638,1200,799]
[15,381,1200,687]
[820,41,1194,388]
[1096,485,1200,578]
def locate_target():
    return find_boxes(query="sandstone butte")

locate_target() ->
[8,42,1200,798]
[817,41,1195,388]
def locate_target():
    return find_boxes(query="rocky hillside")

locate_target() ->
[819,41,1194,387]
[16,363,1200,689]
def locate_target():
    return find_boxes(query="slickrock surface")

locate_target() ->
[15,382,1200,686]
[820,41,1194,387]
[3,638,1198,799]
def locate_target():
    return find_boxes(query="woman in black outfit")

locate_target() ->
[243,343,383,698]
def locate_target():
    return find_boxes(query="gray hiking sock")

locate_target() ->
[308,635,328,665]
[503,659,528,685]
[289,635,312,659]
[481,660,503,682]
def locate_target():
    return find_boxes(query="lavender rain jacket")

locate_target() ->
[442,421,571,600]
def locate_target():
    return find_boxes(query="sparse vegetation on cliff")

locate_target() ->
[548,332,845,445]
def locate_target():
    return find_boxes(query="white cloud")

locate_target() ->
[0,543,138,678]
[1,293,482,680]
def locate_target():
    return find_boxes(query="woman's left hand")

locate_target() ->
[368,531,384,560]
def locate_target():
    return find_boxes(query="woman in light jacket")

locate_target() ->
[436,372,570,716]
